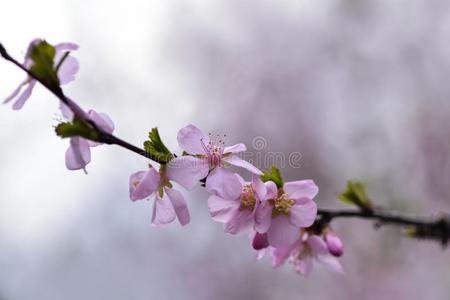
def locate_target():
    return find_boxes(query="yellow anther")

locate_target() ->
[273,193,295,216]
[240,184,256,209]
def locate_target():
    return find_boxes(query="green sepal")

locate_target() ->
[337,180,373,210]
[143,127,173,163]
[55,118,99,141]
[260,166,284,188]
[29,41,59,89]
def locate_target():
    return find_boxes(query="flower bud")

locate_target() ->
[325,232,344,257]
[252,232,269,250]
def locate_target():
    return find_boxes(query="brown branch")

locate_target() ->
[316,209,450,246]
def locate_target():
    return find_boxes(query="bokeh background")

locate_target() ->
[1,0,450,299]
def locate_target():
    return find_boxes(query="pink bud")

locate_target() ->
[252,232,269,250]
[325,232,344,257]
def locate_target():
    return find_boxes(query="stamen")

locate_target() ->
[240,184,256,209]
[201,131,228,168]
[272,193,295,216]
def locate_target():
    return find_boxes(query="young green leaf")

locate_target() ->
[55,118,99,141]
[260,166,284,188]
[29,41,59,88]
[337,180,373,210]
[143,127,173,163]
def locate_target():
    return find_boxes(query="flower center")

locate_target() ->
[201,133,226,168]
[272,192,295,217]
[240,184,256,209]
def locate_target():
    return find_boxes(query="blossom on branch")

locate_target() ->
[255,179,318,247]
[166,124,262,190]
[61,104,115,172]
[271,232,343,276]
[207,169,266,235]
[3,39,79,110]
[129,165,190,226]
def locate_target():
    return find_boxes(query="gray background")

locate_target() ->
[1,0,450,299]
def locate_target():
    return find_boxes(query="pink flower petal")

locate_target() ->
[177,124,209,155]
[54,42,79,52]
[294,255,314,276]
[288,198,317,228]
[264,181,278,200]
[222,155,262,175]
[59,102,74,120]
[271,243,297,268]
[307,235,328,255]
[4,78,27,104]
[235,173,246,185]
[207,195,240,223]
[224,143,246,154]
[57,56,79,85]
[267,215,300,247]
[317,255,344,274]
[223,209,254,235]
[166,156,209,190]
[165,187,190,226]
[205,167,242,199]
[251,175,266,201]
[151,193,176,226]
[87,110,115,134]
[255,201,272,233]
[129,167,160,201]
[65,137,91,171]
[283,180,319,200]
[12,80,36,110]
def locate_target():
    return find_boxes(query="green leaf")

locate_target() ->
[337,180,372,210]
[55,118,98,140]
[143,127,173,163]
[29,41,59,88]
[260,166,284,188]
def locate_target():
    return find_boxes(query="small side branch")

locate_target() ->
[317,209,450,246]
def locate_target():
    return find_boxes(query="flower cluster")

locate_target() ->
[3,39,344,277]
[127,124,344,276]
[252,227,344,276]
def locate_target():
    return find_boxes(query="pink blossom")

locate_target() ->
[4,39,79,110]
[129,165,190,226]
[271,233,343,276]
[255,180,318,247]
[207,169,266,235]
[61,105,115,172]
[166,124,262,190]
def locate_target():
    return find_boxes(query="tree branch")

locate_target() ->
[316,208,450,246]
[0,43,164,163]
[2,41,450,247]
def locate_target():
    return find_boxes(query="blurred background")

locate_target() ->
[1,0,450,299]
